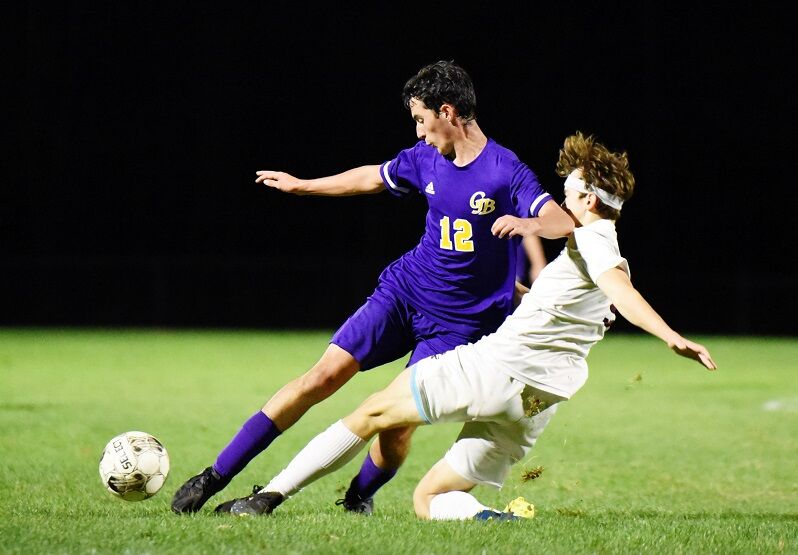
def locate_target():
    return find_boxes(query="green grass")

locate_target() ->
[1,329,797,554]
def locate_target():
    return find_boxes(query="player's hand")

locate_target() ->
[255,171,305,194]
[668,337,717,370]
[491,216,540,239]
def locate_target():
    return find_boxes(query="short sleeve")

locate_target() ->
[379,143,425,198]
[511,161,553,217]
[573,225,630,284]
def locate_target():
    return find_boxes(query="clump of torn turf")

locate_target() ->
[523,395,549,417]
[626,372,643,389]
[521,466,544,482]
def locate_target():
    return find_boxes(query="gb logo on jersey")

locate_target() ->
[469,191,496,215]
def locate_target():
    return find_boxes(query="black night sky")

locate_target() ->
[6,3,796,334]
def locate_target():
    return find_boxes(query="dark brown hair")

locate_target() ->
[556,132,635,220]
[402,61,477,121]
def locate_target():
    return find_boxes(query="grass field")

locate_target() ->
[1,329,797,554]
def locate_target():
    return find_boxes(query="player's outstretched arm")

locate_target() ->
[597,267,717,370]
[491,200,574,240]
[255,165,384,196]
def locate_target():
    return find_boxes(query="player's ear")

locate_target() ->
[438,103,456,122]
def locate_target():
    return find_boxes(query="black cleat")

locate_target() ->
[213,497,239,514]
[171,466,230,514]
[215,486,284,516]
[335,488,374,515]
[213,484,261,514]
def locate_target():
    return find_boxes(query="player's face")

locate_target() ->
[563,172,592,224]
[409,98,453,156]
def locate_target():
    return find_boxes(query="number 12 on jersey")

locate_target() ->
[439,216,474,252]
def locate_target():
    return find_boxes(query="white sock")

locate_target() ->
[263,420,366,498]
[428,491,493,520]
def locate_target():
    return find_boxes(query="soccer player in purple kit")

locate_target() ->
[170,60,574,514]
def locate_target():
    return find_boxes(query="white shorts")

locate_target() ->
[411,351,562,488]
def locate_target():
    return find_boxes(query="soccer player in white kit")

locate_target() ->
[215,132,717,520]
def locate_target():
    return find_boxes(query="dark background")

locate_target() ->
[6,3,796,334]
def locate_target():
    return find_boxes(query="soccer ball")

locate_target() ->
[99,431,170,501]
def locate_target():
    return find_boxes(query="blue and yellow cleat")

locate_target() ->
[504,497,535,519]
[472,497,535,521]
[473,509,521,521]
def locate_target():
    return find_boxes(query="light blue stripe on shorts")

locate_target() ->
[410,364,431,424]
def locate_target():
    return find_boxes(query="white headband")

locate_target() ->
[563,170,624,210]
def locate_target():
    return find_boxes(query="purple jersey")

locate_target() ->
[378,139,552,338]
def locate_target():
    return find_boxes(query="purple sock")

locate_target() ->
[213,411,281,479]
[351,452,397,499]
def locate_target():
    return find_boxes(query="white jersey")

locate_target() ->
[453,219,629,399]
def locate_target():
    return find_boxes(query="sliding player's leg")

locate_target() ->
[414,418,549,521]
[415,458,535,521]
[413,458,482,519]
[411,361,563,521]
[214,368,425,516]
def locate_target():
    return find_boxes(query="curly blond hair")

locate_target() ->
[555,132,635,220]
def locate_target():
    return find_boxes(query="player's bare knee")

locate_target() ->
[299,362,348,398]
[412,485,432,519]
[342,410,373,439]
[346,401,389,438]
[300,347,359,396]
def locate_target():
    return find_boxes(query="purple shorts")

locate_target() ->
[331,285,477,371]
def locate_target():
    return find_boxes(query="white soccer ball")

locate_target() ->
[99,431,170,501]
